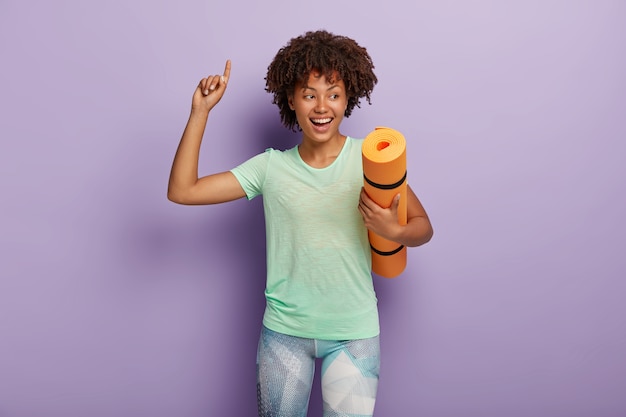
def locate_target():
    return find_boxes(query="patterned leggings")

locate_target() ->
[256,326,380,417]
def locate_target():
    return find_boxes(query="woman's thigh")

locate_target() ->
[319,336,380,417]
[256,326,315,417]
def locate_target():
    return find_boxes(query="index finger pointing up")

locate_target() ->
[222,59,231,83]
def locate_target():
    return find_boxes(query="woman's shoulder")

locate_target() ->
[345,136,364,154]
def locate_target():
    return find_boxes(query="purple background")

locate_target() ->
[1,0,625,416]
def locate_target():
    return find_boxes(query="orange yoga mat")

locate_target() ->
[362,127,407,278]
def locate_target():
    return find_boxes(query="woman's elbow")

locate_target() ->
[406,219,434,247]
[167,187,191,205]
[421,225,434,245]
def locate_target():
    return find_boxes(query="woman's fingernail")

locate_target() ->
[203,89,209,95]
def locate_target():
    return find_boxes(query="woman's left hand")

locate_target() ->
[358,187,402,242]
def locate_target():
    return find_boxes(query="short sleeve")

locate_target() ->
[230,149,271,200]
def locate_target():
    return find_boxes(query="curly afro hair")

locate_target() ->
[265,30,378,132]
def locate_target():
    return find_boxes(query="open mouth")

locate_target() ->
[311,117,333,126]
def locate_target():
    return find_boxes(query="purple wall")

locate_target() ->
[1,1,625,416]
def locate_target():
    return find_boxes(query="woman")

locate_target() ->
[168,30,433,417]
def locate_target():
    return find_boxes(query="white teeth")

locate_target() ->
[312,118,332,124]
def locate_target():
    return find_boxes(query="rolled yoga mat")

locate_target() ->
[362,127,407,278]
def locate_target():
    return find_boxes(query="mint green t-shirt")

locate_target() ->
[230,137,379,340]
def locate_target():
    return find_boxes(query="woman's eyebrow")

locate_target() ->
[301,84,341,92]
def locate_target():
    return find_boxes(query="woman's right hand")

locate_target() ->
[191,60,231,113]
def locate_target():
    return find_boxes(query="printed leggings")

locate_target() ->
[256,326,380,417]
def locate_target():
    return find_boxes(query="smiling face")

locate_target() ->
[288,70,348,146]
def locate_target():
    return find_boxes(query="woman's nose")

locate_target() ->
[314,98,327,112]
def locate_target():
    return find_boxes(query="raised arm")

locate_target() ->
[358,185,434,247]
[167,60,246,205]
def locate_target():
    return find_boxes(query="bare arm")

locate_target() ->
[167,60,246,205]
[358,185,434,247]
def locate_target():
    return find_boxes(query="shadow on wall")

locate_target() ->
[113,195,268,415]
[253,101,301,152]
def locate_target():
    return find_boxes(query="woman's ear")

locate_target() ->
[288,95,295,111]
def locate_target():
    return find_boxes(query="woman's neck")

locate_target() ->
[298,134,347,168]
